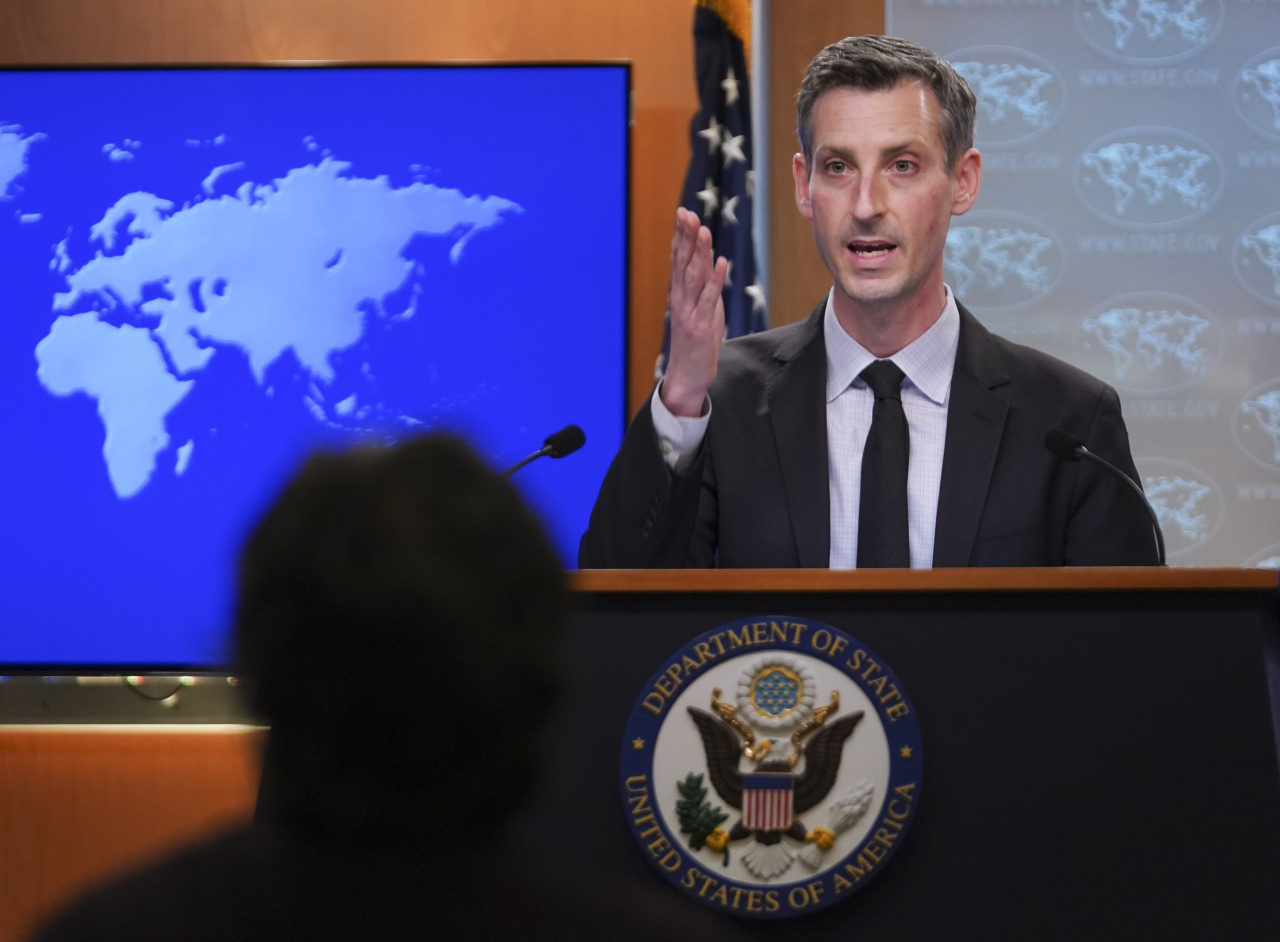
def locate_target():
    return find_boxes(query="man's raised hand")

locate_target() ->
[661,207,728,418]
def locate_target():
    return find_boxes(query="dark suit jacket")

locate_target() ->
[580,301,1160,568]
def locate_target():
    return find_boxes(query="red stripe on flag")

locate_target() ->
[744,786,794,830]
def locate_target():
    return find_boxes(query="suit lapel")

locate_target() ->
[767,303,830,568]
[933,304,1011,567]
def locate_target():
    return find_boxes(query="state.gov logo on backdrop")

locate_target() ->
[619,618,922,919]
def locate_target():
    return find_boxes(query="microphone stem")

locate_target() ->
[501,447,550,478]
[1077,449,1167,566]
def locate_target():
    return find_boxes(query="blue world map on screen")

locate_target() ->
[0,67,628,666]
[37,158,521,499]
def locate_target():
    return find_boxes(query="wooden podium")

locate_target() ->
[520,568,1280,940]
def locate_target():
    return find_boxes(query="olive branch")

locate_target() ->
[675,772,729,863]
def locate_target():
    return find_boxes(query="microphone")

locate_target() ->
[502,425,586,477]
[1043,428,1166,565]
[543,424,586,458]
[1043,428,1086,462]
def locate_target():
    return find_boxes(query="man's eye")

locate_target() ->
[893,160,914,173]
[827,161,845,173]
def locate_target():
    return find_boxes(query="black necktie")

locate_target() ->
[857,359,910,568]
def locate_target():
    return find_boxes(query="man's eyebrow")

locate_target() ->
[815,144,856,161]
[814,139,929,162]
[879,141,924,159]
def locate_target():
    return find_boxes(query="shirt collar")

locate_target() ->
[824,286,960,406]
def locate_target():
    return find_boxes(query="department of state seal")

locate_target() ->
[619,617,922,919]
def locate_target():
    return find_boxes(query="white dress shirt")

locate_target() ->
[824,289,958,569]
[651,287,961,569]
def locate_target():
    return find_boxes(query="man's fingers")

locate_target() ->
[664,218,726,412]
[670,208,688,257]
[673,217,715,312]
[671,207,701,273]
[684,227,714,292]
[670,209,728,348]
[695,256,728,319]
[679,240,725,309]
[712,255,728,291]
[693,255,727,308]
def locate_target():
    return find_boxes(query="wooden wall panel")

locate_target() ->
[767,0,885,326]
[0,728,262,942]
[0,0,698,416]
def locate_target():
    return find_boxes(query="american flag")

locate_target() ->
[742,771,794,831]
[659,0,766,376]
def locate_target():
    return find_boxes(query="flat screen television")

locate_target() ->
[0,63,629,670]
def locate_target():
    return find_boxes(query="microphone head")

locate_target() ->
[544,424,586,459]
[1044,428,1085,461]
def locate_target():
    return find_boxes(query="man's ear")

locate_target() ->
[793,152,814,220]
[950,148,983,217]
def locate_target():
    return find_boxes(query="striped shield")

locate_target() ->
[742,772,794,831]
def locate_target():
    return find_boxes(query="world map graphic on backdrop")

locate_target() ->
[31,152,518,499]
[950,46,1068,146]
[1074,0,1225,64]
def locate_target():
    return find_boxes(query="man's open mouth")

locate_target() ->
[848,240,896,257]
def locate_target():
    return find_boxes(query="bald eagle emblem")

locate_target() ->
[685,673,867,880]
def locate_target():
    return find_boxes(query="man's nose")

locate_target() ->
[852,176,885,220]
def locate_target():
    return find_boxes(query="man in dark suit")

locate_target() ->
[580,35,1159,569]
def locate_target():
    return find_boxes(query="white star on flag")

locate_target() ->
[697,115,722,155]
[667,5,765,346]
[724,259,733,287]
[722,194,740,225]
[696,178,720,218]
[721,132,746,167]
[721,67,740,106]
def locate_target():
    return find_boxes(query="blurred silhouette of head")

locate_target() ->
[235,434,567,842]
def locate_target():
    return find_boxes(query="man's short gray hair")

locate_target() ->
[796,35,977,173]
